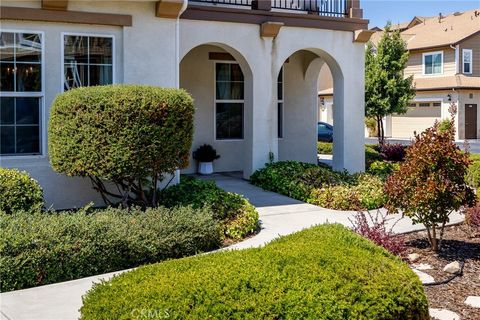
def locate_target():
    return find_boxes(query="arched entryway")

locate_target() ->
[179,43,253,176]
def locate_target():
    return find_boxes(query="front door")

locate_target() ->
[465,104,477,139]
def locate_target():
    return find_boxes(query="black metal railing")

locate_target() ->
[272,0,347,17]
[189,0,252,7]
[189,0,349,17]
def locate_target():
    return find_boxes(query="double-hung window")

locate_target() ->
[63,34,113,90]
[215,63,244,140]
[277,66,284,138]
[0,31,43,156]
[423,51,443,75]
[463,49,472,74]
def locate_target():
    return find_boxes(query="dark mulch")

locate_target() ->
[404,224,480,320]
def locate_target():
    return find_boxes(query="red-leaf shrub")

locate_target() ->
[351,211,406,256]
[385,117,476,251]
[379,143,407,162]
[465,203,480,229]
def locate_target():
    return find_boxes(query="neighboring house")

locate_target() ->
[319,9,480,140]
[0,0,371,209]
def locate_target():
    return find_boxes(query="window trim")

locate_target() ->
[60,32,116,92]
[1,29,45,158]
[213,61,244,141]
[462,49,473,75]
[422,51,444,76]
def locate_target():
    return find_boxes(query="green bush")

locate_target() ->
[159,176,259,240]
[309,174,385,210]
[367,160,400,180]
[48,84,194,207]
[81,224,429,320]
[365,144,383,169]
[317,141,333,154]
[466,160,480,189]
[251,161,385,210]
[0,168,43,214]
[0,206,220,291]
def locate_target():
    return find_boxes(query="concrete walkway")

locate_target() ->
[0,174,464,320]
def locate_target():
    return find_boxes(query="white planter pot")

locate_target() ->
[198,162,214,175]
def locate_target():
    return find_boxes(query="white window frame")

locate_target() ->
[213,61,244,141]
[422,51,444,76]
[462,49,473,75]
[277,66,284,139]
[60,32,116,92]
[0,29,45,159]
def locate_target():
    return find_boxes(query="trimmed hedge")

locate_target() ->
[0,168,43,214]
[48,84,194,207]
[0,206,220,291]
[251,161,385,210]
[80,224,429,320]
[159,176,259,240]
[316,142,383,169]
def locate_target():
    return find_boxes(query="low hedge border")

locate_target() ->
[80,224,429,320]
[0,206,221,292]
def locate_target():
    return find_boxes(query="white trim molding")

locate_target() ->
[462,49,473,75]
[422,51,444,76]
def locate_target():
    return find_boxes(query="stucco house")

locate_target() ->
[1,0,371,208]
[319,9,480,140]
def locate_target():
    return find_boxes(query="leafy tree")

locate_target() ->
[49,85,194,208]
[365,22,415,141]
[385,110,476,251]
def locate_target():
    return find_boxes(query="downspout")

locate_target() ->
[175,0,188,88]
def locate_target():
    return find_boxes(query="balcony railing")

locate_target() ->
[189,0,349,17]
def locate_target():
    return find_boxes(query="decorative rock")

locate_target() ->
[408,253,421,262]
[412,263,433,270]
[412,268,435,284]
[443,261,461,274]
[429,308,461,320]
[465,296,480,308]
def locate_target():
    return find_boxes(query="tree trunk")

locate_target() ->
[431,226,438,252]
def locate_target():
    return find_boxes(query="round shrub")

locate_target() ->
[80,224,429,320]
[0,206,220,291]
[48,85,194,207]
[367,160,400,180]
[0,168,43,214]
[159,176,259,240]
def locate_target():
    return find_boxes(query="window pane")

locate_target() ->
[0,125,15,154]
[0,63,15,91]
[16,125,39,154]
[15,33,41,63]
[216,81,231,100]
[230,64,243,82]
[424,55,433,74]
[277,81,283,100]
[89,37,112,64]
[16,97,39,125]
[216,63,231,81]
[64,63,88,90]
[0,32,15,62]
[216,103,243,140]
[89,65,112,86]
[64,36,88,64]
[278,102,283,138]
[16,63,41,91]
[1,97,14,125]
[433,54,442,74]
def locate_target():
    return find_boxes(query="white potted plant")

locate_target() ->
[193,144,220,175]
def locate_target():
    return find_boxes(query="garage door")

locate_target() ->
[391,105,441,138]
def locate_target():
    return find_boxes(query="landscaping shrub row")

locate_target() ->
[0,206,221,292]
[80,224,429,320]
[159,176,259,240]
[250,161,385,210]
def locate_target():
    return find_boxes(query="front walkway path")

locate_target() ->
[1,174,464,320]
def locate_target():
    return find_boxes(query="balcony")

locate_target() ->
[188,0,351,18]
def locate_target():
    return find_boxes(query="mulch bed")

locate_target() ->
[404,224,480,320]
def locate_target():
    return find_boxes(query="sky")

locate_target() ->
[362,0,480,29]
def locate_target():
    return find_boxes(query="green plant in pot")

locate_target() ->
[193,144,220,175]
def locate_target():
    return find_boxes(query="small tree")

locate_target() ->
[49,85,194,208]
[385,109,476,251]
[365,22,415,142]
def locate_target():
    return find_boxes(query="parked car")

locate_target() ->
[318,122,333,142]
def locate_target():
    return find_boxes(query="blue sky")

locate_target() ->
[363,0,480,29]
